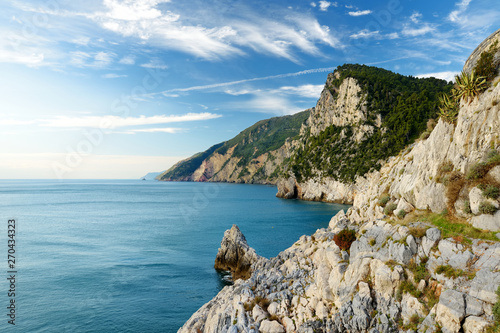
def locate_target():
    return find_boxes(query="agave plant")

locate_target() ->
[454,70,487,104]
[438,92,459,124]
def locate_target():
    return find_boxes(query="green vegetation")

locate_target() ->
[474,40,499,83]
[378,193,391,206]
[159,110,309,181]
[454,70,488,104]
[397,209,407,219]
[408,257,431,282]
[438,93,459,124]
[384,203,398,215]
[479,201,498,215]
[333,229,356,251]
[481,185,500,199]
[411,211,498,242]
[435,265,475,280]
[288,64,452,182]
[487,286,500,332]
[217,110,310,166]
[158,142,224,180]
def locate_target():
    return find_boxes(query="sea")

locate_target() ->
[0,180,350,332]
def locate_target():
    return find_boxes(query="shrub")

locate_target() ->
[334,229,357,251]
[409,226,427,239]
[378,194,390,206]
[483,185,500,199]
[435,264,475,280]
[438,92,459,123]
[446,171,465,211]
[467,162,489,180]
[384,203,398,215]
[454,70,488,104]
[408,257,431,282]
[463,200,472,214]
[479,201,498,215]
[397,209,407,219]
[369,238,376,246]
[474,40,499,82]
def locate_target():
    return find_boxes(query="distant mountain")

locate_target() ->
[140,172,163,180]
[157,110,310,184]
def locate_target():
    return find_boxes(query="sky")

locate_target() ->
[0,0,498,179]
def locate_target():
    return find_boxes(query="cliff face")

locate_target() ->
[157,111,309,184]
[277,64,452,203]
[180,29,500,333]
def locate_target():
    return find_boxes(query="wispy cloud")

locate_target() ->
[38,113,222,128]
[70,51,116,68]
[348,10,372,16]
[416,71,458,82]
[155,66,338,96]
[102,73,128,79]
[350,29,379,39]
[401,24,435,37]
[140,58,168,70]
[448,0,471,22]
[118,55,135,65]
[272,84,324,99]
[126,127,186,134]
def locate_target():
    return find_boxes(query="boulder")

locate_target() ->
[463,316,490,333]
[214,224,260,280]
[469,187,484,215]
[488,165,500,183]
[435,289,466,333]
[259,320,285,333]
[471,210,500,231]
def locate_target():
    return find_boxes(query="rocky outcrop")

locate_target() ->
[180,214,500,332]
[180,30,500,333]
[214,225,262,280]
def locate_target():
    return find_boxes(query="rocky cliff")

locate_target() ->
[179,29,500,333]
[277,64,452,203]
[157,111,309,184]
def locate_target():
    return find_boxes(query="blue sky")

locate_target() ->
[0,0,498,179]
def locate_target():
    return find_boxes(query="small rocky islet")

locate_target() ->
[179,29,500,333]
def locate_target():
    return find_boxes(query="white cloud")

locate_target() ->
[236,94,303,115]
[448,0,472,22]
[416,71,459,82]
[401,24,435,37]
[72,37,91,45]
[127,127,185,133]
[350,29,379,39]
[319,1,337,11]
[348,10,372,16]
[99,0,172,21]
[274,84,324,98]
[140,58,168,69]
[310,2,317,7]
[38,113,222,128]
[387,32,399,39]
[102,73,128,79]
[410,12,422,23]
[118,55,135,65]
[70,51,116,68]
[224,89,254,96]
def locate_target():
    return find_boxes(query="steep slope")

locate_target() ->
[277,65,452,203]
[180,29,500,333]
[157,110,310,184]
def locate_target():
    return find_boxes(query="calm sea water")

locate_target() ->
[0,180,349,332]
